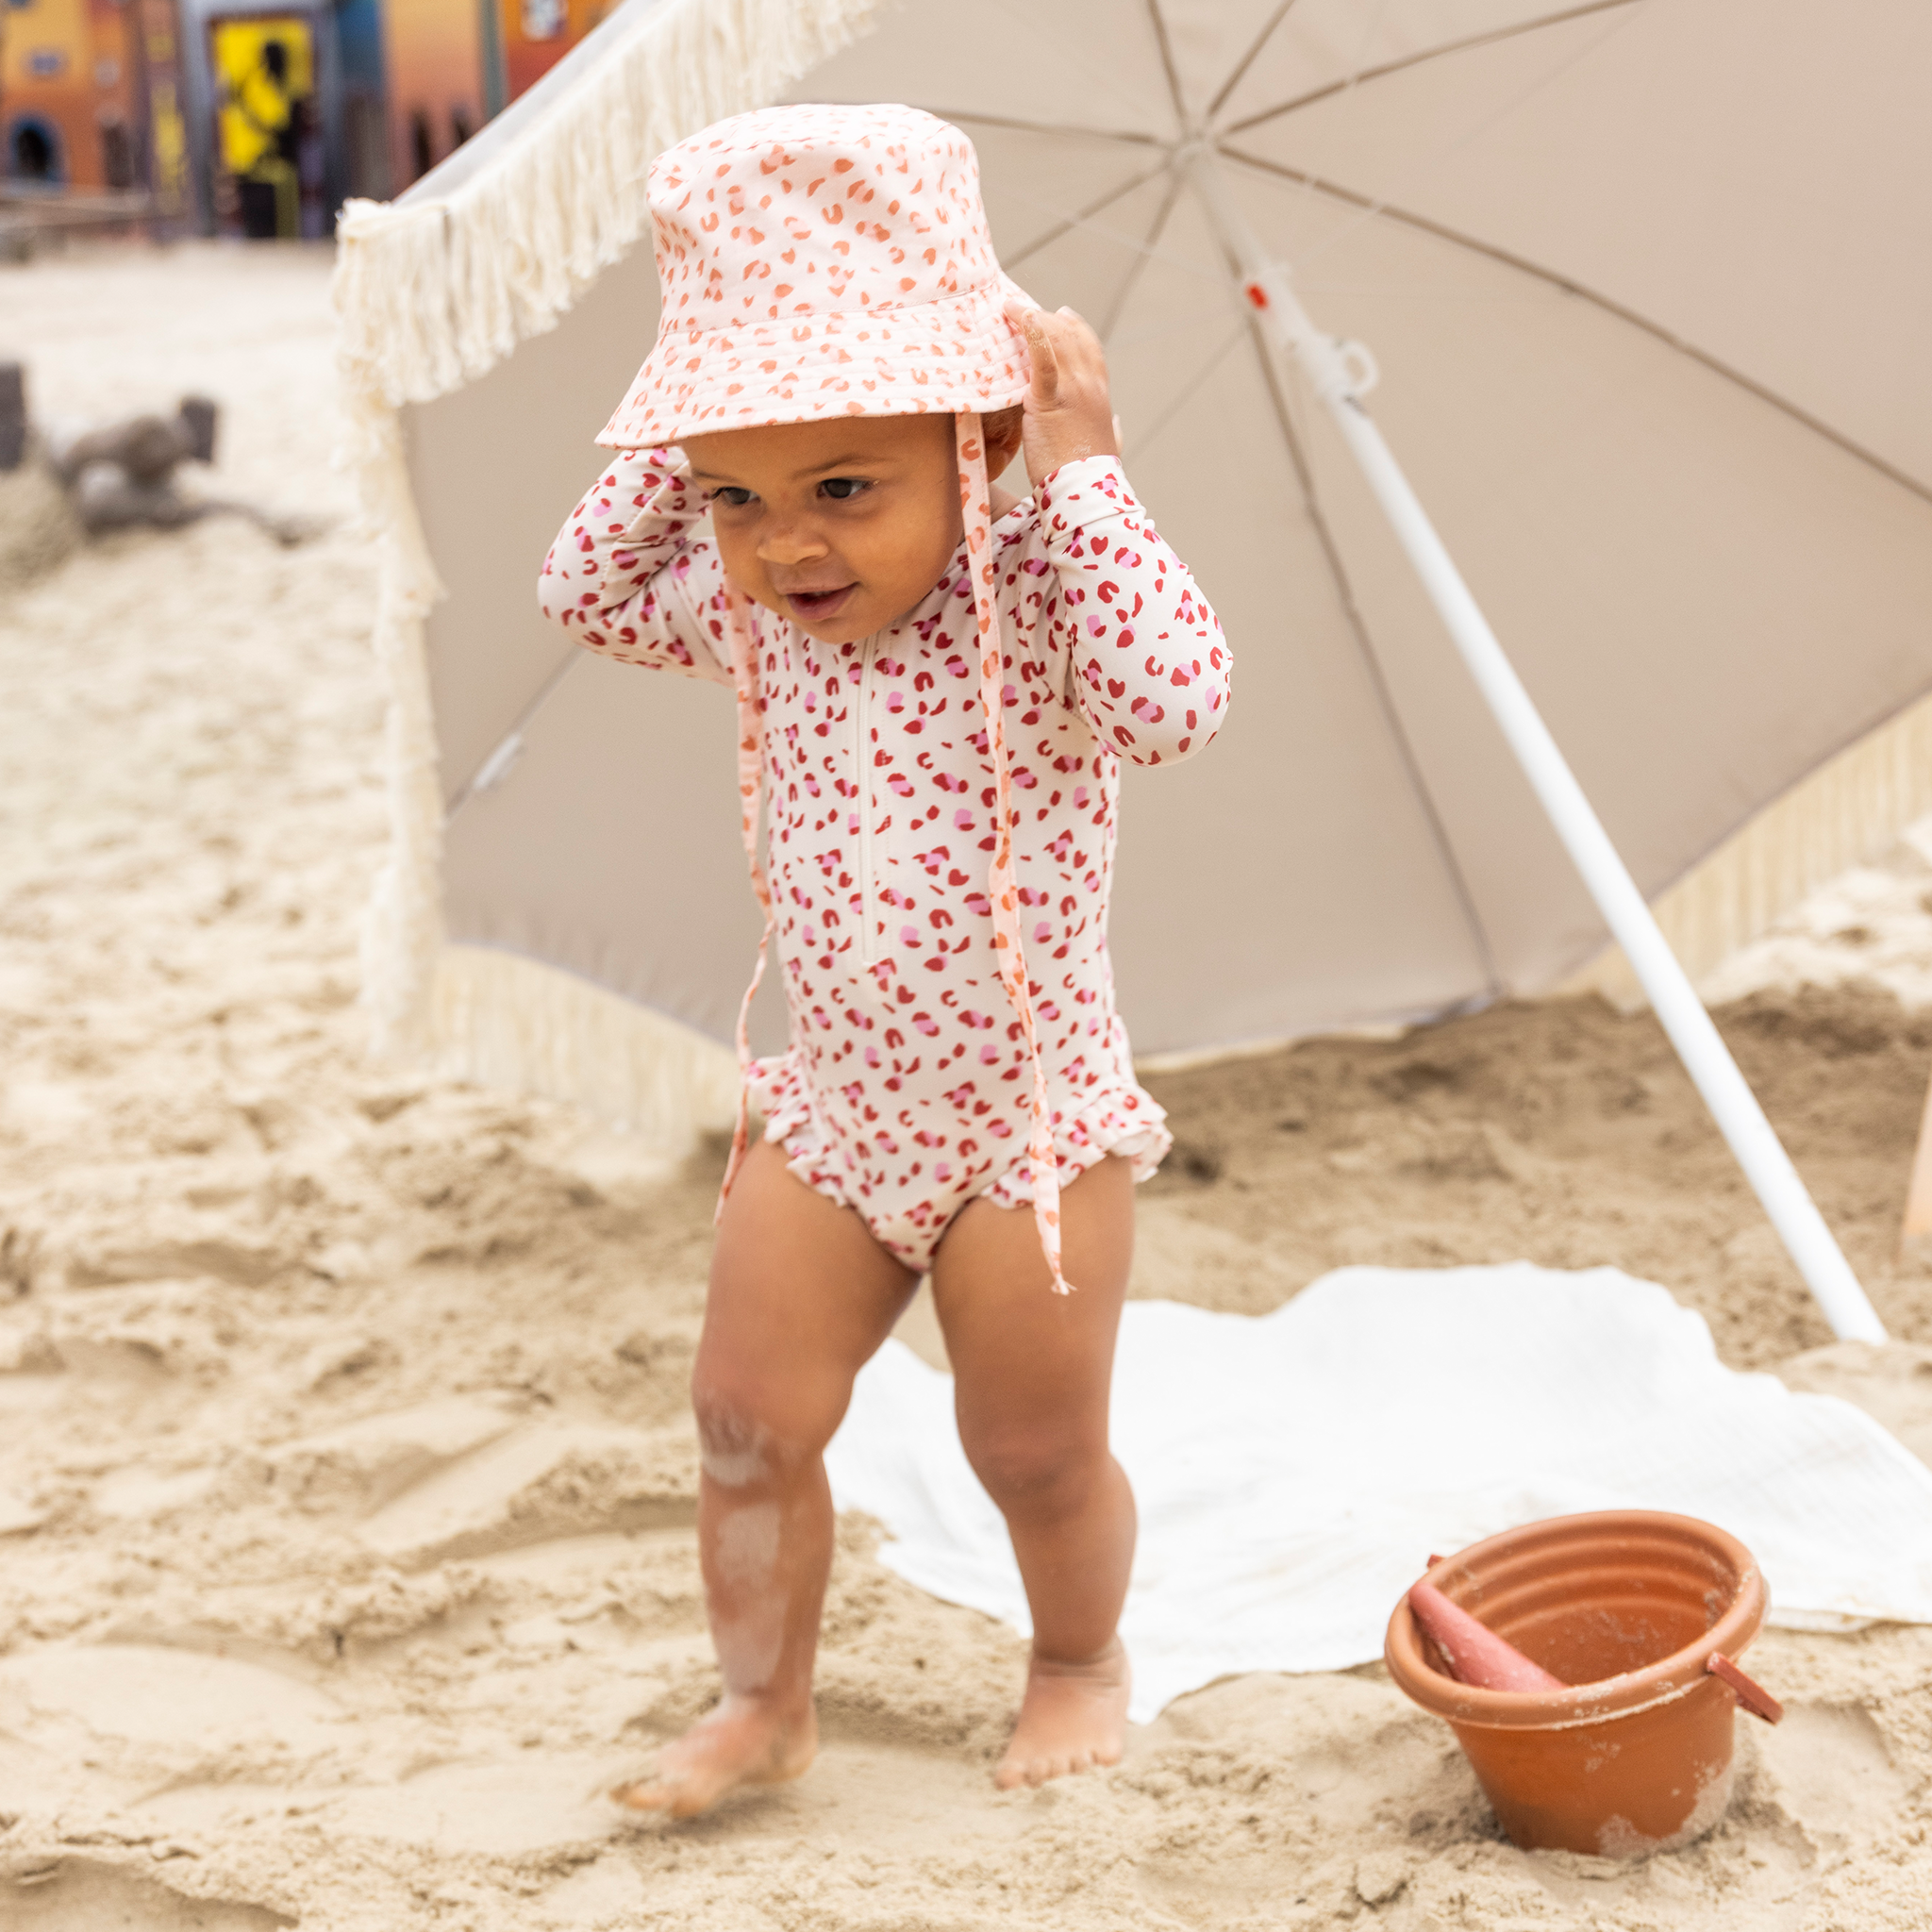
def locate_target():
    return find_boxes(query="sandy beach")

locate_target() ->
[4,242,1932,1931]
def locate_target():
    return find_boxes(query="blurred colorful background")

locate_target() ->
[0,0,609,238]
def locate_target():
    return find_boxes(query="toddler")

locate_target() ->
[539,102,1229,1816]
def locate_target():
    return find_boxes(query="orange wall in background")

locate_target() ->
[497,0,609,105]
[4,0,142,189]
[381,0,482,191]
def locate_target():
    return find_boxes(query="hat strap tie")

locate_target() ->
[958,413,1070,1293]
[718,582,773,1219]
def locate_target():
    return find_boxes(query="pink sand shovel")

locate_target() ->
[1410,1563,1783,1719]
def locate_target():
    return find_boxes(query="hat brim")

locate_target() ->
[596,273,1039,449]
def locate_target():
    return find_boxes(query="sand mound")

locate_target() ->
[0,456,81,592]
[1134,984,1932,1367]
[3,242,1931,1930]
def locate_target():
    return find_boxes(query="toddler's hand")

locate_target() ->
[1004,303,1120,491]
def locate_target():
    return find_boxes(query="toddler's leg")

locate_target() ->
[929,1156,1136,1789]
[613,1140,914,1817]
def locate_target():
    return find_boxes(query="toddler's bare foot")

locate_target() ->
[612,1694,817,1819]
[995,1638,1129,1790]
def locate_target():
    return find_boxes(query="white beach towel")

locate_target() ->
[824,1264,1932,1722]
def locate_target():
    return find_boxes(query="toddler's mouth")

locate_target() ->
[782,584,857,623]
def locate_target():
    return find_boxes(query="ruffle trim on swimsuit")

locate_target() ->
[980,1090,1172,1209]
[743,1050,854,1215]
[744,1048,1170,1274]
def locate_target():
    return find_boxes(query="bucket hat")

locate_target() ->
[599,104,1074,1289]
[597,103,1034,446]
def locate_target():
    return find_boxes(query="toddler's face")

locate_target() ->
[682,413,963,645]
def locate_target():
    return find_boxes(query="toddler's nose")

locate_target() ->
[758,527,830,567]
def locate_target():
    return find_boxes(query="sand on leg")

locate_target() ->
[614,1139,915,1818]
[930,1155,1137,1790]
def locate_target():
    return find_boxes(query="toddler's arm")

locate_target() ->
[537,447,734,684]
[1030,458,1229,767]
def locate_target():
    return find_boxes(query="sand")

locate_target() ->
[5,242,1932,1931]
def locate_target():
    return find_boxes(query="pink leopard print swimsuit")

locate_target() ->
[540,445,1229,1274]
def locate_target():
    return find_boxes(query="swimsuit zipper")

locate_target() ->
[858,628,878,966]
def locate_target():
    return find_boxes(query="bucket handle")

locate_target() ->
[1707,1652,1783,1724]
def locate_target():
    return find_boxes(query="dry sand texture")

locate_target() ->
[4,243,1932,1931]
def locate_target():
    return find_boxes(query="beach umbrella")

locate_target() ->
[335,0,1932,1341]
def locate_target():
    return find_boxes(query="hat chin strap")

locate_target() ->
[958,411,1070,1294]
[717,578,774,1221]
[712,419,1070,1295]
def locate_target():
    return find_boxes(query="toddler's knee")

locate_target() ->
[691,1376,829,1486]
[962,1424,1103,1514]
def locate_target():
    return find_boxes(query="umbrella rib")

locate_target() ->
[1222,147,1932,507]
[1095,170,1186,341]
[1119,318,1248,459]
[903,106,1168,151]
[1143,0,1190,129]
[1241,319,1507,997]
[994,181,1236,291]
[443,650,585,820]
[1003,160,1174,275]
[1207,0,1304,122]
[1220,0,1644,136]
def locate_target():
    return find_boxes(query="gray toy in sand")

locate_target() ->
[3,360,324,558]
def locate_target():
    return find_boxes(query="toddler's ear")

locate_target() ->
[982,404,1026,476]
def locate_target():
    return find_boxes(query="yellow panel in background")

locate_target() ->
[212,16,312,175]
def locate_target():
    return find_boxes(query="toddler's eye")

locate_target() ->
[710,487,755,508]
[819,476,870,501]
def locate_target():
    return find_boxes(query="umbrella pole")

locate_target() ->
[1188,152,1886,1344]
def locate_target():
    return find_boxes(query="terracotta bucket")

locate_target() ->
[1384,1510,1769,1857]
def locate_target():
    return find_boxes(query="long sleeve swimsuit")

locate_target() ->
[539,446,1229,1274]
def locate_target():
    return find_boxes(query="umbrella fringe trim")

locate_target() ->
[330,0,891,411]
[351,391,448,1067]
[429,944,741,1154]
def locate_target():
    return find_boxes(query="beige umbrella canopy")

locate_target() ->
[336,0,1931,1331]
